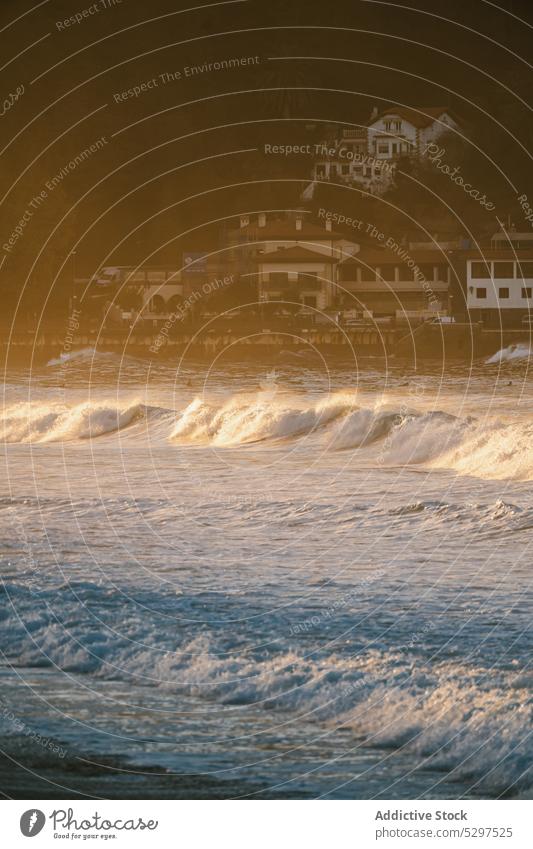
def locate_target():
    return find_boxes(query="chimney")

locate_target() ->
[370,105,379,121]
[258,212,266,227]
[325,218,332,232]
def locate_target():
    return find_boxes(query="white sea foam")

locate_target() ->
[0,401,147,442]
[46,347,99,366]
[486,344,532,364]
[169,391,358,445]
[3,390,533,481]
[1,596,529,796]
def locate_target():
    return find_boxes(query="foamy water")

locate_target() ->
[0,354,531,798]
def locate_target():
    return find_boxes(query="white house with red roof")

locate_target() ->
[310,107,461,196]
[367,106,460,160]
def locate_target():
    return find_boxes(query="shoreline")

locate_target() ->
[1,324,530,367]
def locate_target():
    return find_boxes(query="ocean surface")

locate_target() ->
[0,346,531,799]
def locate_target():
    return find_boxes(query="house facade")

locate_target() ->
[367,106,459,160]
[227,213,359,310]
[337,249,451,318]
[465,251,533,328]
[312,107,460,195]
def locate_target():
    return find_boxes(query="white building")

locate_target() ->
[92,265,184,317]
[257,247,339,310]
[466,251,533,328]
[337,249,450,318]
[312,107,461,194]
[243,214,359,310]
[367,106,459,160]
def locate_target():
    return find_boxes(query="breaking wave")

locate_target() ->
[0,585,529,797]
[2,390,533,481]
[169,391,357,445]
[0,401,150,442]
[486,344,532,364]
[46,347,100,367]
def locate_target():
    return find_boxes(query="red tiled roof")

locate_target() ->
[258,247,339,263]
[340,249,452,265]
[369,106,455,129]
[235,220,344,239]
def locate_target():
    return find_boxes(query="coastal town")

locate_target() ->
[11,105,533,360]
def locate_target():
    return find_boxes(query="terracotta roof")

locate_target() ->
[369,106,455,129]
[235,221,344,239]
[340,249,452,265]
[258,247,339,263]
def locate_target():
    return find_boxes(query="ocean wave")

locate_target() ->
[3,389,533,482]
[331,407,533,481]
[46,347,100,367]
[0,401,150,442]
[0,594,529,796]
[169,391,358,445]
[486,344,532,364]
[429,419,533,480]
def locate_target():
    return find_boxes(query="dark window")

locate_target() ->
[339,264,357,282]
[471,262,490,279]
[269,272,288,287]
[436,264,449,281]
[418,264,435,281]
[379,264,396,281]
[499,287,510,299]
[316,165,326,177]
[399,264,415,281]
[522,287,532,299]
[298,272,319,289]
[476,287,487,299]
[360,266,376,282]
[341,164,350,175]
[518,262,533,278]
[493,262,514,279]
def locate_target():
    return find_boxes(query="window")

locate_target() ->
[384,121,392,131]
[436,264,449,281]
[298,272,319,289]
[418,264,436,282]
[394,120,401,131]
[379,264,396,281]
[400,264,416,281]
[269,272,288,287]
[522,287,532,299]
[341,164,350,175]
[498,287,510,299]
[518,262,533,278]
[316,164,326,176]
[338,265,356,282]
[493,262,514,278]
[378,143,389,154]
[476,287,487,299]
[471,262,490,279]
